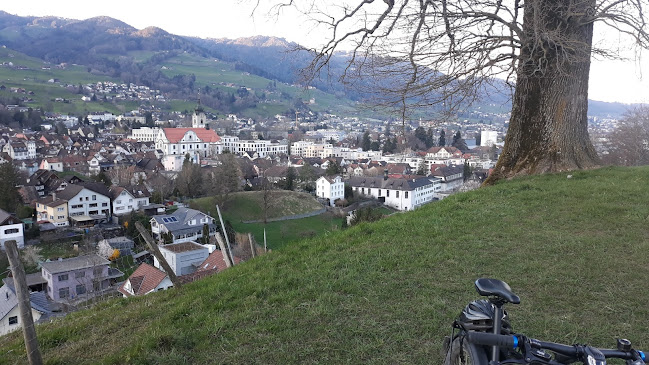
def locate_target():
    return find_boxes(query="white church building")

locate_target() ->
[155,101,223,159]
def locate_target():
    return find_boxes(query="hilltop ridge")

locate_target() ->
[1,167,648,364]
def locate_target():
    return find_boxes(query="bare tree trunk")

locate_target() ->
[485,0,600,184]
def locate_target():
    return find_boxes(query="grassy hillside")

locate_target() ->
[189,191,340,249]
[2,167,649,364]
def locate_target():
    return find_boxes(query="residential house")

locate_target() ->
[39,157,64,172]
[35,195,69,227]
[154,241,210,276]
[98,236,135,257]
[316,175,345,206]
[0,283,51,336]
[2,142,28,160]
[117,263,173,297]
[0,208,24,250]
[150,208,217,244]
[40,255,124,302]
[430,165,465,192]
[348,174,441,211]
[56,182,111,219]
[109,185,151,216]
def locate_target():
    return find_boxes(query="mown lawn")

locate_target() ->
[189,190,333,249]
[1,167,649,364]
[189,190,323,223]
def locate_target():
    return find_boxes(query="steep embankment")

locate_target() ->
[1,167,649,364]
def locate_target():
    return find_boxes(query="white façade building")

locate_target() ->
[316,175,345,206]
[128,127,160,142]
[109,185,151,216]
[480,130,498,147]
[154,241,210,276]
[155,128,222,158]
[347,175,441,211]
[57,183,111,218]
[0,208,24,250]
[220,136,288,158]
[161,152,201,172]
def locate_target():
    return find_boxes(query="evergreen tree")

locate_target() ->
[0,163,20,212]
[284,167,297,191]
[426,128,435,148]
[475,132,482,146]
[416,160,427,176]
[438,130,446,147]
[463,162,473,182]
[325,160,342,175]
[414,127,428,146]
[362,131,371,151]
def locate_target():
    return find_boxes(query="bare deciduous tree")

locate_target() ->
[601,106,649,166]
[204,153,242,207]
[264,0,649,183]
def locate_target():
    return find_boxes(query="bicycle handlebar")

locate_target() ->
[465,332,646,361]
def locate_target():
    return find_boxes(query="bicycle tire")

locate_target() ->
[443,335,489,365]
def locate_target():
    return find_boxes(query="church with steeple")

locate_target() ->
[155,95,222,169]
[192,95,207,128]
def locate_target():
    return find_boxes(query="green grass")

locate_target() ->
[229,213,344,250]
[189,191,332,249]
[2,168,649,364]
[189,190,323,222]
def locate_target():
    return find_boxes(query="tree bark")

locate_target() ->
[485,0,600,184]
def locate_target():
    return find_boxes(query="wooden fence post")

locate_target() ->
[135,222,181,288]
[5,240,43,365]
[215,205,235,265]
[248,233,256,258]
[215,233,232,268]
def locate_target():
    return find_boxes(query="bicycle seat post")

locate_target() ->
[490,298,506,364]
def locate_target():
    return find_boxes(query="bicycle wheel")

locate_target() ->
[443,335,489,365]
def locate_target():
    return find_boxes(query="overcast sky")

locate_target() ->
[1,1,648,105]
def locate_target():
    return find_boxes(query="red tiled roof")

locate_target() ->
[162,128,221,143]
[118,263,168,297]
[196,250,241,273]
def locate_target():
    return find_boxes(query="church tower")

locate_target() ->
[192,93,206,128]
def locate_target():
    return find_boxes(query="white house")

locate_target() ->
[39,158,64,172]
[127,127,160,142]
[316,176,345,206]
[117,263,174,297]
[2,142,28,160]
[0,209,24,250]
[430,165,465,192]
[161,152,201,172]
[481,130,498,146]
[154,241,210,276]
[57,183,111,218]
[348,175,441,211]
[109,186,151,216]
[150,208,217,244]
[0,284,50,336]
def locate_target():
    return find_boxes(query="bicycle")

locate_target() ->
[443,278,646,365]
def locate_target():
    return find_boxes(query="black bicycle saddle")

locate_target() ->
[474,278,521,304]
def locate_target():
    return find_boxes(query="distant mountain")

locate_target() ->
[0,11,635,119]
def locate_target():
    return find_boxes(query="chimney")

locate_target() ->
[52,192,56,202]
[383,169,388,181]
